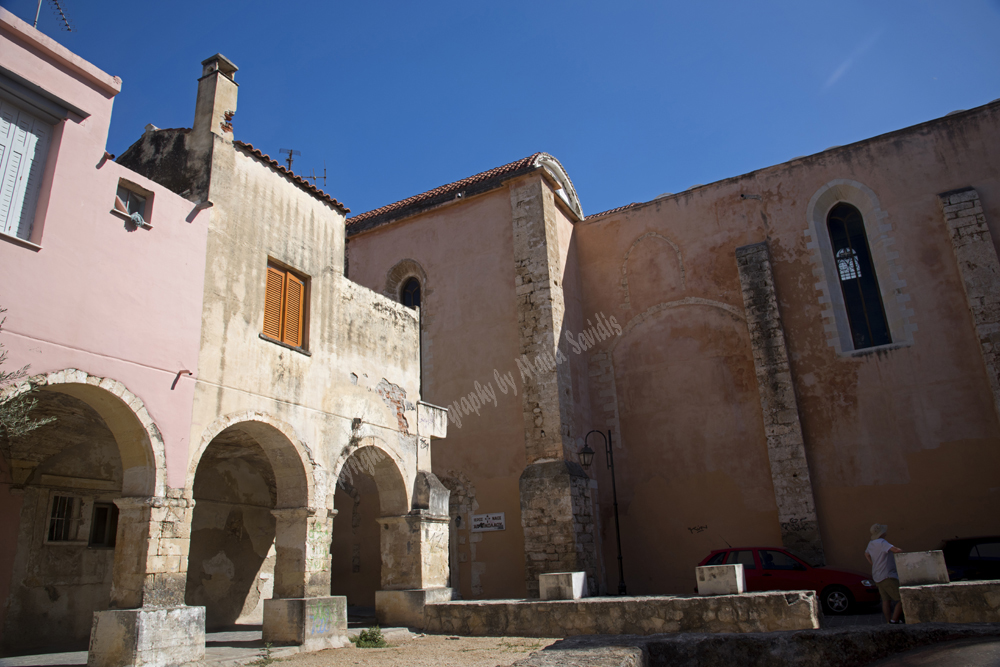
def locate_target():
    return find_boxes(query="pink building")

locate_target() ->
[0,8,209,653]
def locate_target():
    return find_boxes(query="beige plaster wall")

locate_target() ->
[347,187,528,599]
[575,101,1000,591]
[188,137,425,514]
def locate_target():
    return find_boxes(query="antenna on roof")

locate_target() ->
[35,0,75,31]
[279,148,300,171]
[304,162,327,189]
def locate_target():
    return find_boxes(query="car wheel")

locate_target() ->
[821,586,853,615]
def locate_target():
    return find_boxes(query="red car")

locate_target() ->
[697,547,879,614]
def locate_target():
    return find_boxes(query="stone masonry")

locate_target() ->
[735,242,825,566]
[511,175,601,596]
[939,188,1000,423]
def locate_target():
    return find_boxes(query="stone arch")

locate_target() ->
[190,411,317,509]
[805,178,916,354]
[384,258,428,303]
[536,153,584,220]
[608,297,745,357]
[620,232,686,310]
[332,437,408,517]
[6,368,165,497]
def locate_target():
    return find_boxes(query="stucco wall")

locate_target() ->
[575,101,1000,590]
[347,187,528,599]
[0,10,208,648]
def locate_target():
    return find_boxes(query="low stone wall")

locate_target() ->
[511,623,1000,667]
[901,580,1000,624]
[423,592,819,637]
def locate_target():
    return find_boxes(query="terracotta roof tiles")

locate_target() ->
[347,153,544,234]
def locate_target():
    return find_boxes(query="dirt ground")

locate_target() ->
[281,634,560,667]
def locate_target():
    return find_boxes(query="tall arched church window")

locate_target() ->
[827,203,891,349]
[401,277,421,310]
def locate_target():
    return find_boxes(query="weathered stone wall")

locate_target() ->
[900,580,1000,624]
[423,591,820,636]
[939,187,1000,424]
[510,175,602,596]
[735,242,824,566]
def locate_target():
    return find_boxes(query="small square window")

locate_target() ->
[89,502,119,548]
[112,180,152,227]
[47,495,82,542]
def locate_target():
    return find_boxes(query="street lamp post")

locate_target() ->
[580,429,627,596]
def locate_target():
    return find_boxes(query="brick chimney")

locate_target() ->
[193,54,238,141]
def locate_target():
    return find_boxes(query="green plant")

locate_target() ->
[351,625,387,648]
[248,642,278,667]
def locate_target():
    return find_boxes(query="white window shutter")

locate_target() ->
[0,100,51,239]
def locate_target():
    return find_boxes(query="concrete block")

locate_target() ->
[263,596,349,651]
[697,564,745,595]
[540,572,589,600]
[896,551,950,586]
[87,605,205,667]
[900,580,1000,624]
[376,587,453,628]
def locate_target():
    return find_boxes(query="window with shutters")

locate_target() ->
[262,262,309,350]
[0,98,52,241]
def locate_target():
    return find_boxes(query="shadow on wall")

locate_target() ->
[186,426,276,629]
[330,471,381,607]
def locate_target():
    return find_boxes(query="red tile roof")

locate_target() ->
[586,202,641,220]
[234,141,349,214]
[347,153,544,234]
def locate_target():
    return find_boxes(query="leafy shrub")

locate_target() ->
[352,625,387,648]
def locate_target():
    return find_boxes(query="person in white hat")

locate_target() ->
[865,523,904,623]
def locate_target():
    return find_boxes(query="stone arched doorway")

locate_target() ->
[329,443,407,620]
[0,371,164,655]
[185,415,315,630]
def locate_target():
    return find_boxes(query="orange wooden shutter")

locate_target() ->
[282,272,305,347]
[263,267,285,340]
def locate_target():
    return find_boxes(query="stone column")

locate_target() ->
[109,496,194,608]
[735,241,825,566]
[939,188,1000,423]
[375,471,452,627]
[89,495,205,667]
[510,175,602,597]
[263,507,348,650]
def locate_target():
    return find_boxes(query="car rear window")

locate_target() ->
[725,550,756,570]
[705,552,726,566]
[971,542,1000,560]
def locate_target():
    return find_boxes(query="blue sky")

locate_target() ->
[6,0,1000,216]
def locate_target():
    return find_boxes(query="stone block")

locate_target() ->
[263,596,349,651]
[900,580,1000,624]
[417,401,448,439]
[540,572,589,600]
[896,551,950,586]
[376,587,453,628]
[87,605,205,667]
[697,564,745,595]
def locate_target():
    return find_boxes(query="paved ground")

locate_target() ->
[0,608,940,667]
